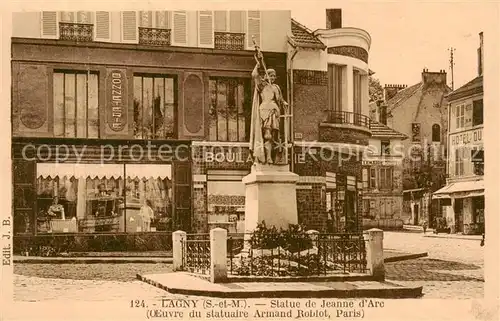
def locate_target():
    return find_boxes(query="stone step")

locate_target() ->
[137,272,423,299]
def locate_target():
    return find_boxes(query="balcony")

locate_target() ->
[59,22,94,42]
[214,32,245,50]
[138,27,171,46]
[319,111,372,146]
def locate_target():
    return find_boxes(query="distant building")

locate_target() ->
[433,33,484,235]
[362,120,408,228]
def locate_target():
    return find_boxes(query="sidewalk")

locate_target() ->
[423,233,483,241]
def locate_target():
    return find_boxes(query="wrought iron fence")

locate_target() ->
[59,22,94,42]
[325,111,371,129]
[214,32,245,50]
[227,233,367,277]
[138,27,171,46]
[182,233,211,275]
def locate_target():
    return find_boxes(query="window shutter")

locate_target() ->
[214,11,227,32]
[41,11,58,38]
[198,11,214,47]
[173,11,187,45]
[122,11,138,43]
[230,11,244,33]
[247,10,260,48]
[95,11,111,41]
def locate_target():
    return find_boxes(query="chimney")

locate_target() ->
[326,9,342,29]
[478,32,484,76]
[422,69,447,86]
[383,84,407,101]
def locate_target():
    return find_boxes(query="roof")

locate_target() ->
[370,121,408,140]
[290,19,326,49]
[386,82,423,112]
[446,76,483,101]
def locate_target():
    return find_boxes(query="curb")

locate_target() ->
[424,235,482,241]
[384,252,428,263]
[137,274,423,299]
[14,257,172,264]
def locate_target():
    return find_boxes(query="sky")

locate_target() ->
[291,2,496,90]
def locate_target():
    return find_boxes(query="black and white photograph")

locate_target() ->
[1,1,498,320]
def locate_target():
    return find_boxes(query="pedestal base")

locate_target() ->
[242,164,299,233]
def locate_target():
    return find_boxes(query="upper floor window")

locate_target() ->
[209,77,251,142]
[473,99,483,126]
[214,11,245,50]
[455,104,465,129]
[411,123,421,142]
[53,71,99,138]
[381,140,390,155]
[133,75,176,139]
[432,124,441,142]
[41,11,111,42]
[378,167,393,190]
[328,64,343,112]
[353,70,362,115]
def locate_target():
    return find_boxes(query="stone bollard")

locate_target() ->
[363,228,385,281]
[172,230,186,271]
[210,228,228,283]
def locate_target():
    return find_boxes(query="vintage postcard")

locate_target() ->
[1,0,499,320]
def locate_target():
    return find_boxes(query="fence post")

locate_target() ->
[172,230,186,271]
[363,228,384,281]
[210,228,228,283]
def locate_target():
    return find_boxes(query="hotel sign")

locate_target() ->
[107,69,127,132]
[450,128,482,146]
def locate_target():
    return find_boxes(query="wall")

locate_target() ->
[293,50,327,71]
[11,39,287,141]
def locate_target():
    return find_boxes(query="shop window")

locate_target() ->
[473,99,483,126]
[432,124,441,142]
[378,167,393,190]
[53,71,99,138]
[35,163,173,234]
[209,78,250,142]
[454,148,465,176]
[207,170,247,233]
[328,64,343,112]
[353,70,362,118]
[133,75,176,139]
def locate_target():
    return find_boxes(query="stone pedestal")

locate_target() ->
[242,163,299,233]
[363,228,384,281]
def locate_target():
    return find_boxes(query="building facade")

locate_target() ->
[433,33,484,235]
[11,9,374,253]
[12,10,290,252]
[289,9,372,233]
[362,120,407,228]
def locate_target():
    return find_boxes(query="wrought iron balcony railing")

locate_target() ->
[214,32,245,50]
[138,27,171,46]
[324,110,371,130]
[59,22,94,42]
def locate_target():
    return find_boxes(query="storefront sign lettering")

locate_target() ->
[450,128,482,146]
[107,69,127,132]
[362,160,399,166]
[204,151,253,163]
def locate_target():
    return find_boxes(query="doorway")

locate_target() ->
[454,198,464,233]
[344,190,356,232]
[413,203,420,225]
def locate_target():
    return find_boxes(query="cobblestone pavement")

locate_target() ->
[11,232,484,302]
[384,231,484,266]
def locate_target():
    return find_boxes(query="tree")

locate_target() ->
[369,76,384,102]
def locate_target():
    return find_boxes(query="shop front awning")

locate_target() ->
[37,163,171,180]
[433,180,484,199]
